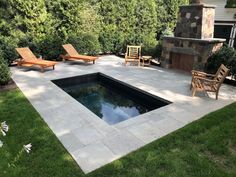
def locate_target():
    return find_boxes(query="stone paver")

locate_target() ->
[11,55,236,173]
[71,141,117,173]
[102,130,145,156]
[126,122,166,143]
[58,132,85,152]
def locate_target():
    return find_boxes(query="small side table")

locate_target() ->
[141,56,152,66]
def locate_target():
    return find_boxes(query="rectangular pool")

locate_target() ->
[52,73,171,125]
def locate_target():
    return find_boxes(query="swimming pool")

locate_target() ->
[52,73,171,125]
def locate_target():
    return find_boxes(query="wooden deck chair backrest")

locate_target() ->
[16,47,38,60]
[62,44,79,56]
[126,46,141,58]
[213,64,229,89]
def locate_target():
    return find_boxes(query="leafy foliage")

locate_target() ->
[0,0,189,62]
[156,0,189,39]
[0,36,18,64]
[206,45,236,79]
[0,51,11,85]
[67,33,101,56]
[225,0,236,8]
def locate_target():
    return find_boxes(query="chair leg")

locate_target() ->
[192,88,196,97]
[216,91,219,100]
[53,65,55,70]
[93,60,95,64]
[190,79,193,90]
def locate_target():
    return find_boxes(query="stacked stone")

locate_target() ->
[174,4,215,39]
[160,0,226,72]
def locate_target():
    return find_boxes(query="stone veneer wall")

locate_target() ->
[161,37,224,70]
[174,4,215,39]
[202,6,215,39]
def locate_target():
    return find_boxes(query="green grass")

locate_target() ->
[0,89,236,177]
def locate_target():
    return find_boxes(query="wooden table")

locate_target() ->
[141,56,152,66]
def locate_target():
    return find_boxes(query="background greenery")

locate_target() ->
[0,0,189,63]
[225,0,236,8]
[206,45,236,80]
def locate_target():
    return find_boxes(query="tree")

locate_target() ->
[99,0,158,55]
[156,0,189,39]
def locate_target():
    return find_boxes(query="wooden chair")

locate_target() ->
[16,47,58,72]
[125,45,141,66]
[191,64,229,100]
[61,44,98,64]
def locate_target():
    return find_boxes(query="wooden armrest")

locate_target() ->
[193,76,220,84]
[192,70,216,77]
[191,70,206,75]
[204,73,215,77]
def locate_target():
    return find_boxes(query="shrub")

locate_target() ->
[99,25,125,54]
[225,0,236,8]
[0,51,11,85]
[67,33,100,56]
[206,45,236,79]
[153,41,163,59]
[229,55,236,79]
[0,36,18,64]
[36,35,64,60]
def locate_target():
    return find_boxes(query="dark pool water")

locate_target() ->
[64,82,149,125]
[52,73,170,125]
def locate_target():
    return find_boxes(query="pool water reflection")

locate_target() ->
[64,82,149,125]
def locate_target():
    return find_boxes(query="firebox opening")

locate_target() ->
[170,52,194,72]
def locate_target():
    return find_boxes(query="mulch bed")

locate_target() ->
[0,79,18,92]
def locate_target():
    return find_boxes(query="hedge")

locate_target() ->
[0,0,189,63]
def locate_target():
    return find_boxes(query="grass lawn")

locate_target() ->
[0,89,236,177]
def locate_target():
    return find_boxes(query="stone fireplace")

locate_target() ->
[161,0,226,72]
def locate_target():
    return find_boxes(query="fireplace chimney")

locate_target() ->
[174,2,216,39]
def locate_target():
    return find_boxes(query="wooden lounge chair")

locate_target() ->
[61,44,98,64]
[190,64,229,100]
[125,45,141,66]
[16,47,57,72]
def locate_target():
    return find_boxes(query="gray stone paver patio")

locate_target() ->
[11,55,236,173]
